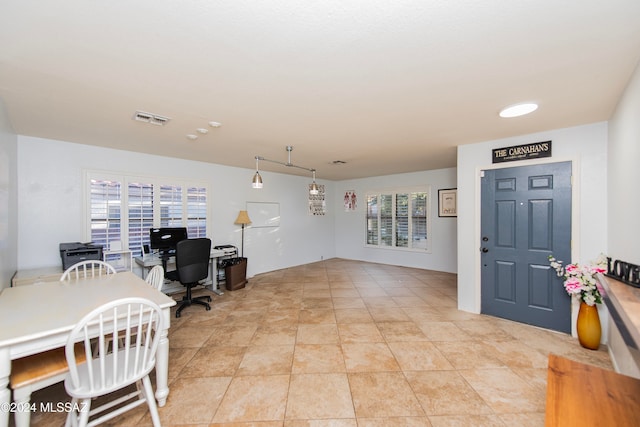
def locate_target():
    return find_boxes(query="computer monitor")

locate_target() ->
[149,227,188,254]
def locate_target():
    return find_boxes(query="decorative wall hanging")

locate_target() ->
[309,184,326,216]
[438,188,457,217]
[344,191,357,211]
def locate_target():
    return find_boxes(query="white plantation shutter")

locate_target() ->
[366,195,378,245]
[187,186,207,238]
[365,188,430,252]
[380,194,393,247]
[411,192,428,250]
[128,181,154,256]
[89,179,122,248]
[159,184,183,227]
[85,172,208,252]
[396,193,409,248]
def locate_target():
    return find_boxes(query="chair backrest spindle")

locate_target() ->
[61,260,117,281]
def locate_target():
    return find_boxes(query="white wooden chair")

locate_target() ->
[9,344,86,427]
[92,266,164,357]
[145,265,165,291]
[60,260,117,281]
[7,260,117,425]
[64,297,164,427]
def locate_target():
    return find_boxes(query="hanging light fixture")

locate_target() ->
[251,146,318,192]
[309,169,319,195]
[252,157,263,189]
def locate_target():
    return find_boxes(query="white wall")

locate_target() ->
[16,136,336,277]
[334,168,457,273]
[608,60,640,264]
[0,98,18,290]
[606,60,640,376]
[457,122,608,316]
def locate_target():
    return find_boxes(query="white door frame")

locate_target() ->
[473,155,583,334]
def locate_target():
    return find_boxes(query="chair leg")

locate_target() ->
[65,397,92,427]
[65,397,81,427]
[12,385,33,427]
[175,284,211,317]
[142,375,162,427]
[194,295,212,303]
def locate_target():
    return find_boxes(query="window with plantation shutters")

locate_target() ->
[159,184,183,227]
[366,195,379,246]
[128,181,154,257]
[187,186,207,238]
[89,179,122,250]
[85,171,209,254]
[365,187,430,252]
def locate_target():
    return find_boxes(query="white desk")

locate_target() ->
[135,248,234,295]
[0,272,176,427]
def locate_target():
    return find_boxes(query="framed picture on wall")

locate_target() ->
[438,188,457,217]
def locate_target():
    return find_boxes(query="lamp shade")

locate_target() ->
[252,171,263,189]
[234,210,252,225]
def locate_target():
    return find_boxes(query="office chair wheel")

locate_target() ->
[206,306,211,311]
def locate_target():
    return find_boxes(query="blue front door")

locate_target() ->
[481,162,572,333]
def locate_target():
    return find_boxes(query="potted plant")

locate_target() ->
[548,253,607,350]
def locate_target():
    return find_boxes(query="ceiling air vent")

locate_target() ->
[133,110,170,126]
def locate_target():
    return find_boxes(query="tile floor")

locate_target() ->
[24,258,612,426]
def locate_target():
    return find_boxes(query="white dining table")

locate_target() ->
[0,271,176,427]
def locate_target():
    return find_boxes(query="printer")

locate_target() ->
[59,242,103,270]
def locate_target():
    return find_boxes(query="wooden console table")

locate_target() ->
[545,354,640,426]
[545,274,640,425]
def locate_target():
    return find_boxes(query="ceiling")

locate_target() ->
[1,1,639,181]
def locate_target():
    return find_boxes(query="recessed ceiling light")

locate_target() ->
[186,134,198,140]
[196,128,208,134]
[499,103,538,118]
[208,121,222,128]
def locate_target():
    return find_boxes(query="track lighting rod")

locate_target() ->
[254,155,316,173]
[254,146,316,173]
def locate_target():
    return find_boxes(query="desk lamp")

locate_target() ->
[234,210,252,257]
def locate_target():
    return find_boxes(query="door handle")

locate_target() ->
[481,247,489,253]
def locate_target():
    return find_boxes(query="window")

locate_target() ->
[89,179,122,250]
[127,181,154,256]
[86,171,209,255]
[187,186,207,237]
[366,188,430,251]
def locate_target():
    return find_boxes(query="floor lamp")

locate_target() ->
[234,210,252,258]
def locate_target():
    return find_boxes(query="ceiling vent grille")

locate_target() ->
[133,110,170,126]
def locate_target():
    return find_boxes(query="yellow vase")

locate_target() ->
[576,301,601,350]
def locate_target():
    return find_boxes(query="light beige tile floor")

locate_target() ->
[22,258,613,426]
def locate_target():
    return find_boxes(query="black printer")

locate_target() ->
[59,242,103,270]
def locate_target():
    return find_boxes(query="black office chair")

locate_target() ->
[165,238,212,318]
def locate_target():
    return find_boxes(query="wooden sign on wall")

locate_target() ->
[492,140,552,163]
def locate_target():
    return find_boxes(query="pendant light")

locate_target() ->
[252,157,263,189]
[309,170,319,195]
[251,146,317,191]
